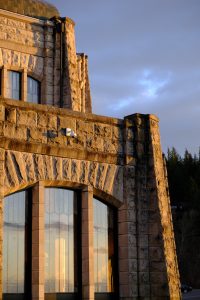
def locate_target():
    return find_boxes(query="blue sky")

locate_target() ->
[48,0,200,155]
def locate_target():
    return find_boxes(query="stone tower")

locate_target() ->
[0,1,181,300]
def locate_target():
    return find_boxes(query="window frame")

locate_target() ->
[6,70,22,101]
[93,197,119,300]
[44,187,82,300]
[27,75,41,104]
[2,185,119,300]
[2,189,32,300]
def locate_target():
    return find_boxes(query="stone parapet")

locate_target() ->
[0,99,124,161]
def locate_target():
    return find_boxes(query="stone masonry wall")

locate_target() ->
[0,101,181,300]
[0,10,92,112]
[0,99,123,157]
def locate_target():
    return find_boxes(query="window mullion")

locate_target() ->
[22,69,27,102]
[32,182,45,300]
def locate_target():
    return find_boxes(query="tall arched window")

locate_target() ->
[27,76,40,104]
[44,188,80,300]
[93,198,118,300]
[3,190,31,300]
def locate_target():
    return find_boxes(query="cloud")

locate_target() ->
[109,97,134,111]
[138,69,171,98]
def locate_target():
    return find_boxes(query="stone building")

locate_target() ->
[0,1,181,300]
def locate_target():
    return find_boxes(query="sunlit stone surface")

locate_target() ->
[0,0,59,19]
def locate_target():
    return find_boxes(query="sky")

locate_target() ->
[47,0,200,155]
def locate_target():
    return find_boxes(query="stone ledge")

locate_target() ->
[1,97,124,125]
[0,8,54,26]
[0,137,124,165]
[0,40,44,57]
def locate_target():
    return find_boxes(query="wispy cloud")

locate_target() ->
[109,97,134,111]
[139,69,171,98]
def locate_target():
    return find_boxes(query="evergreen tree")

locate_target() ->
[166,148,200,287]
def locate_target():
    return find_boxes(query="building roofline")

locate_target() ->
[0,8,54,26]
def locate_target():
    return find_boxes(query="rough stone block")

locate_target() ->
[112,126,123,140]
[126,128,134,140]
[20,53,30,68]
[17,110,37,127]
[86,136,103,152]
[37,113,57,130]
[0,122,4,136]
[104,140,119,154]
[28,128,47,144]
[7,19,25,29]
[5,108,16,123]
[0,17,7,25]
[76,120,93,136]
[67,136,85,149]
[58,116,76,131]
[4,124,27,140]
[94,123,112,138]
[48,135,66,146]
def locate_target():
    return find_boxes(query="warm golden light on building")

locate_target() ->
[0,1,181,299]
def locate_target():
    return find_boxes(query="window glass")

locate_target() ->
[45,188,78,294]
[3,191,26,294]
[93,198,115,293]
[7,71,21,100]
[27,76,40,104]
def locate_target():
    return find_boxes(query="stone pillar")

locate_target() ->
[32,182,44,300]
[133,114,151,299]
[84,56,92,113]
[77,54,92,113]
[82,186,94,300]
[42,21,54,105]
[2,67,7,98]
[62,17,79,110]
[118,117,138,300]
[147,115,181,299]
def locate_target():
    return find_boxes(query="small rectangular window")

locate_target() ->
[7,71,21,100]
[27,76,40,104]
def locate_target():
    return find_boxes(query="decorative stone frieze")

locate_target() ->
[4,149,124,205]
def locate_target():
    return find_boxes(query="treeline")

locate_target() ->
[166,148,200,287]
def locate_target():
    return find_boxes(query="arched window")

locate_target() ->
[44,188,80,300]
[7,71,21,100]
[27,76,40,104]
[3,190,31,300]
[93,198,117,300]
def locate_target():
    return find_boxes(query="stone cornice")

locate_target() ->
[0,8,54,26]
[0,137,124,165]
[1,98,124,126]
